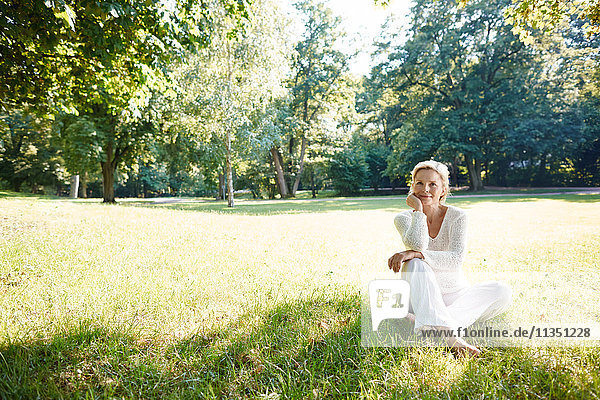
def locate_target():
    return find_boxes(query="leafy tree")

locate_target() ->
[272,0,350,198]
[502,0,600,41]
[52,114,103,197]
[328,147,368,196]
[2,0,250,202]
[0,0,248,110]
[165,0,290,206]
[0,110,62,192]
[363,140,391,191]
[373,0,554,190]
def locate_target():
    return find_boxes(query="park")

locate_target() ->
[1,0,600,398]
[1,191,599,397]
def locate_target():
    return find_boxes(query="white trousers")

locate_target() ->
[401,258,512,332]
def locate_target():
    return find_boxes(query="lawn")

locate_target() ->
[1,191,599,398]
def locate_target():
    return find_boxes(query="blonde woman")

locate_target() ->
[388,160,511,356]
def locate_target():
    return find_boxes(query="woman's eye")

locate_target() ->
[431,183,437,186]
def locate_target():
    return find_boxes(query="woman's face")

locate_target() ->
[412,169,446,206]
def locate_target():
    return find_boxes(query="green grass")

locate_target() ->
[1,191,600,398]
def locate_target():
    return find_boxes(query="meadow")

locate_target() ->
[1,191,600,399]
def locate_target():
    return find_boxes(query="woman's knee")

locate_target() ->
[404,258,429,273]
[494,281,512,308]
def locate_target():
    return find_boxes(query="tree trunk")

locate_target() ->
[79,172,88,198]
[271,147,289,198]
[101,162,116,202]
[475,158,483,187]
[101,142,117,203]
[450,158,459,188]
[217,173,224,200]
[222,165,227,201]
[465,154,484,191]
[224,40,235,208]
[12,179,23,192]
[226,130,234,208]
[536,153,547,185]
[70,174,79,199]
[311,168,316,198]
[291,135,307,196]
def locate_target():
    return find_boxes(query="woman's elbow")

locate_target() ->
[405,240,427,252]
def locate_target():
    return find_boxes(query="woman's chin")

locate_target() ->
[420,198,438,205]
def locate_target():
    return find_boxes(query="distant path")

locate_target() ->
[146,188,600,204]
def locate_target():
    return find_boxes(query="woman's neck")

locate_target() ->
[423,203,447,220]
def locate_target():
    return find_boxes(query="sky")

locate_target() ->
[281,0,414,77]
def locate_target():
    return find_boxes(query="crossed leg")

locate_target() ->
[401,258,512,356]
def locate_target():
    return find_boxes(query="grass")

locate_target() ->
[1,191,600,398]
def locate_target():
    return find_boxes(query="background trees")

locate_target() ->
[272,0,352,198]
[366,0,599,190]
[1,0,251,202]
[1,0,599,199]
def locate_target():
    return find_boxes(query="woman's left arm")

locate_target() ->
[420,213,467,272]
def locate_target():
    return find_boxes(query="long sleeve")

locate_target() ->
[421,213,467,272]
[394,211,429,252]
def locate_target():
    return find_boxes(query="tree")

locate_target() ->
[52,114,103,198]
[363,140,391,191]
[0,110,62,192]
[328,147,368,196]
[2,0,251,202]
[0,0,248,110]
[373,0,546,190]
[274,0,350,198]
[165,0,291,206]
[502,0,600,41]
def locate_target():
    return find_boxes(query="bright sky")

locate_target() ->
[282,0,414,77]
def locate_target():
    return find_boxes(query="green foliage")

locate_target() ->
[52,114,103,176]
[363,140,391,191]
[300,156,329,196]
[1,0,252,201]
[276,0,351,196]
[0,111,62,192]
[0,0,235,111]
[502,0,600,42]
[162,0,291,201]
[328,148,368,196]
[369,0,598,190]
[235,158,278,199]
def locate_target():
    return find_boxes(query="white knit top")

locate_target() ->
[394,205,469,294]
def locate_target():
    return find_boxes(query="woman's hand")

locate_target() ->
[406,193,423,212]
[388,250,423,273]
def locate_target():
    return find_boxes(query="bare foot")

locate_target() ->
[447,336,481,357]
[404,312,416,325]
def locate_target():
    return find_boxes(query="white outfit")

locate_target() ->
[394,205,511,332]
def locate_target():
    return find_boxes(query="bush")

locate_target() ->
[328,149,369,196]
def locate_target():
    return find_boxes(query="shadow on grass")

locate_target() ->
[113,193,600,216]
[117,198,405,215]
[0,190,61,200]
[1,292,599,399]
[2,189,598,215]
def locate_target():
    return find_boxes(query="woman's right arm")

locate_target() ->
[394,211,429,252]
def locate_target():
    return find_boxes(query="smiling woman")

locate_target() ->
[388,160,512,356]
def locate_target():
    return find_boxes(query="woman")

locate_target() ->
[388,160,511,356]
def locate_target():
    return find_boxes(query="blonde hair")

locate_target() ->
[410,160,451,203]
